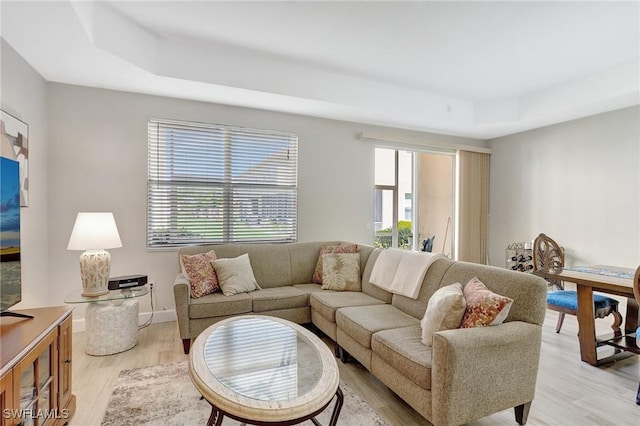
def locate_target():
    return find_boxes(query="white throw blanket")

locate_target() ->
[370,248,446,299]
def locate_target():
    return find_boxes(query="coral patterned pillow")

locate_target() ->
[180,250,219,298]
[312,244,359,284]
[460,277,513,328]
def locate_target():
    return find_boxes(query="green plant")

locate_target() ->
[375,221,412,249]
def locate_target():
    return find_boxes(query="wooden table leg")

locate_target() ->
[576,285,598,366]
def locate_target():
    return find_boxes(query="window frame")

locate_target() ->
[374,144,457,253]
[147,118,298,249]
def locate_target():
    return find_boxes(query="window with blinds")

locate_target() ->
[147,119,298,248]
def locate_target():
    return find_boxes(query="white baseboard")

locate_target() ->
[72,308,176,333]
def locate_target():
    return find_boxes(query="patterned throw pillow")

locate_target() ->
[312,244,358,284]
[460,277,513,328]
[180,250,219,298]
[321,253,361,291]
[420,282,466,346]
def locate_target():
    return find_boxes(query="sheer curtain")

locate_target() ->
[457,151,490,264]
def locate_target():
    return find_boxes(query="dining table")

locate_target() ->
[533,265,639,367]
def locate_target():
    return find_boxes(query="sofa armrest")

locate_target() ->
[173,273,191,340]
[431,321,542,426]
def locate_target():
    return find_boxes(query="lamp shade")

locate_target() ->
[67,212,122,250]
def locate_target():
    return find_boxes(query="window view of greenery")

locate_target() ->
[374,220,412,249]
[374,148,413,249]
[148,120,298,248]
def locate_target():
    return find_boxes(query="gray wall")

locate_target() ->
[44,83,482,326]
[488,106,640,269]
[0,39,50,309]
[12,34,637,327]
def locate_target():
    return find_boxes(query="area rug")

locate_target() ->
[102,361,387,425]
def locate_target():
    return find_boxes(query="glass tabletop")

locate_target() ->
[64,286,149,304]
[203,316,322,402]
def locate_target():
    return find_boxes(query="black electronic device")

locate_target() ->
[108,274,148,290]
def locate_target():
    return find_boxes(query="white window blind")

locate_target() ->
[147,119,298,248]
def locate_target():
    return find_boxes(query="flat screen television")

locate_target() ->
[1,156,23,315]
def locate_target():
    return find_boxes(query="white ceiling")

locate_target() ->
[1,1,639,139]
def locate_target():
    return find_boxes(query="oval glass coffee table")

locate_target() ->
[189,315,342,426]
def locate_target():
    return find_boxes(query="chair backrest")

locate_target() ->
[532,233,565,291]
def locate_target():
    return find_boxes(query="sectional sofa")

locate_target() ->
[173,241,547,426]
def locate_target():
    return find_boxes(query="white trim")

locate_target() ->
[412,153,419,251]
[454,152,461,261]
[358,132,491,154]
[72,309,176,333]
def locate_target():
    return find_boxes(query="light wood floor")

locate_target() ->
[69,312,639,426]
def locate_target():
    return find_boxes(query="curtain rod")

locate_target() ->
[357,132,491,154]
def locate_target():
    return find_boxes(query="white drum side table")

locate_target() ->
[85,299,138,355]
[65,286,149,356]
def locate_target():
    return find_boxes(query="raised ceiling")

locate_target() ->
[1,1,639,139]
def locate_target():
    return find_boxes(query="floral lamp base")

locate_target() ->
[79,250,111,297]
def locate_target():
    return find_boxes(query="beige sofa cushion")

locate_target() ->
[291,283,323,302]
[196,243,294,288]
[287,241,338,284]
[250,287,308,312]
[335,304,419,349]
[360,249,393,303]
[372,325,432,390]
[391,258,453,319]
[310,291,386,323]
[189,292,252,319]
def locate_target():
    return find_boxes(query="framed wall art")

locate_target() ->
[1,110,29,206]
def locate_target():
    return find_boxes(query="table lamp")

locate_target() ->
[67,212,122,296]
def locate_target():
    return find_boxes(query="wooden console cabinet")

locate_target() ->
[1,306,76,426]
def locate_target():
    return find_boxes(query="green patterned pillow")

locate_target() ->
[321,253,361,291]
